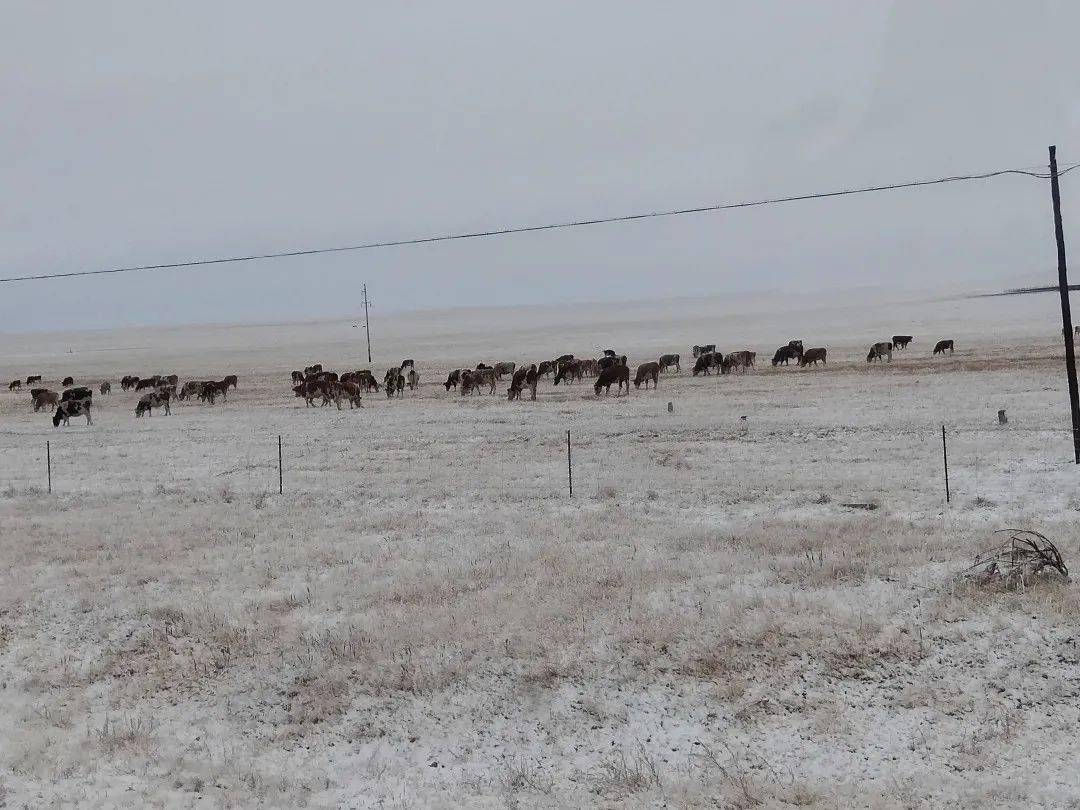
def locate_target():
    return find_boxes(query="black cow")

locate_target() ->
[594,364,630,396]
[26,375,41,384]
[658,354,680,372]
[444,369,463,391]
[62,376,74,387]
[933,340,955,355]
[892,335,913,350]
[771,346,800,366]
[61,387,93,402]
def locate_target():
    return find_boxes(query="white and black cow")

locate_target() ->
[53,397,92,426]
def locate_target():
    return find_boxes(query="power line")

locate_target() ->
[2,162,1077,285]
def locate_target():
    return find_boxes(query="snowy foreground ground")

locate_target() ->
[1,291,1079,807]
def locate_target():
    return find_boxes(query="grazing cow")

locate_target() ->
[384,368,405,398]
[135,376,160,391]
[771,346,800,366]
[634,361,660,390]
[692,353,715,376]
[354,370,379,392]
[507,364,539,401]
[473,366,497,394]
[595,364,630,396]
[459,369,478,395]
[61,387,93,402]
[199,381,228,404]
[553,359,584,385]
[867,342,893,363]
[537,360,555,378]
[292,380,330,407]
[799,347,827,367]
[62,376,74,387]
[554,354,575,367]
[178,381,205,401]
[99,381,111,394]
[892,335,913,350]
[444,369,463,391]
[576,358,598,377]
[400,359,415,371]
[598,355,626,372]
[26,375,41,385]
[8,380,20,391]
[493,361,516,380]
[121,375,139,390]
[933,339,955,355]
[406,368,420,390]
[135,390,171,417]
[461,367,496,395]
[692,344,716,358]
[658,354,680,373]
[52,397,92,426]
[32,390,58,412]
[291,370,304,384]
[206,380,231,401]
[727,351,755,373]
[331,381,364,409]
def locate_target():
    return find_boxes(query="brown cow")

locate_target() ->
[384,368,405,398]
[867,342,893,363]
[32,389,58,412]
[553,360,584,385]
[331,381,364,409]
[799,347,827,366]
[293,380,331,407]
[634,362,660,390]
[507,364,539,401]
[444,369,463,391]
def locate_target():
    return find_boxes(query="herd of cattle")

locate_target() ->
[5,373,239,427]
[6,335,956,425]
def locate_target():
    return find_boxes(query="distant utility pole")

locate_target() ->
[1050,145,1080,464]
[362,283,372,364]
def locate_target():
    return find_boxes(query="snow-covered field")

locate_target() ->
[1,290,1078,807]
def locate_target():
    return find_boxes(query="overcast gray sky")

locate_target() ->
[2,1,1079,331]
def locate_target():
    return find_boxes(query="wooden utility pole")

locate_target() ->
[362,284,372,364]
[1049,145,1080,464]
